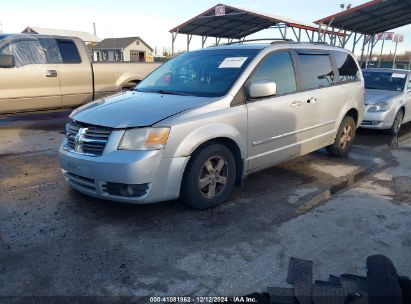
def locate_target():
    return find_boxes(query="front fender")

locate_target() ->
[170,123,246,159]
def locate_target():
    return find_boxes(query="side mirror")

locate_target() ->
[247,80,277,99]
[0,55,15,68]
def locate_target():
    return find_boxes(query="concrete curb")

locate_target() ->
[295,154,391,214]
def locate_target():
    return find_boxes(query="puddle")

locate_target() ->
[0,109,71,131]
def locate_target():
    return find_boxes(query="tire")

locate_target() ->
[180,143,237,209]
[386,109,404,136]
[326,116,356,157]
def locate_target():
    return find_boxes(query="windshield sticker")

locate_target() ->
[392,73,407,78]
[218,57,248,69]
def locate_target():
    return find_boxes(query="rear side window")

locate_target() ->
[333,51,359,82]
[250,51,297,95]
[56,40,81,63]
[297,53,335,90]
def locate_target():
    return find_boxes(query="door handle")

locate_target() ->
[290,101,302,108]
[44,70,58,77]
[307,97,317,104]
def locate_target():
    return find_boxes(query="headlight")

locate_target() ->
[368,102,391,112]
[118,127,170,151]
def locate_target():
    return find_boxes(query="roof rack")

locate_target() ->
[224,38,294,46]
[312,42,330,46]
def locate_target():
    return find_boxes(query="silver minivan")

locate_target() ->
[59,42,364,209]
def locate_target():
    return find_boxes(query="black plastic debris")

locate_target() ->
[224,255,411,304]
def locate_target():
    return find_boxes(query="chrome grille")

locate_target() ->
[65,121,112,156]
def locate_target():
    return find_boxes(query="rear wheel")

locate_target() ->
[180,143,236,209]
[386,109,404,135]
[326,116,356,157]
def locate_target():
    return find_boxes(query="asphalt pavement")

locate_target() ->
[0,109,410,297]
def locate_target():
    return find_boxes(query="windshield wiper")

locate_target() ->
[147,89,191,96]
[365,87,381,90]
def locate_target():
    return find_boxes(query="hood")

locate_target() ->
[70,91,215,128]
[365,89,402,105]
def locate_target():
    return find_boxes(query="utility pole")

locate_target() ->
[392,34,403,69]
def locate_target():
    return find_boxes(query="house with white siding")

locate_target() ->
[92,37,154,62]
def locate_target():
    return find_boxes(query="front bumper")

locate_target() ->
[59,137,189,204]
[360,106,396,130]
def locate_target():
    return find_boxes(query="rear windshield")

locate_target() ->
[137,49,260,97]
[363,71,407,92]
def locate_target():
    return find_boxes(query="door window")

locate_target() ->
[249,51,297,96]
[297,53,335,90]
[39,38,63,64]
[0,39,46,66]
[333,51,360,82]
[56,40,81,63]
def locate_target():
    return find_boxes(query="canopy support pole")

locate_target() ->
[201,36,208,48]
[305,29,312,42]
[360,34,370,65]
[378,34,386,68]
[352,32,358,53]
[366,35,375,68]
[171,31,178,56]
[277,24,286,40]
[187,34,193,51]
[393,39,399,69]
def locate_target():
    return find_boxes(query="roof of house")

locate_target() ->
[93,37,153,51]
[22,26,101,43]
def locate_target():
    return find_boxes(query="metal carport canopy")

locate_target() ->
[314,0,411,34]
[170,3,341,39]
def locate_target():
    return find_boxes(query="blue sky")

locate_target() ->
[0,0,410,55]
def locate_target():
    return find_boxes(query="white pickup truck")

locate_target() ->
[0,34,161,114]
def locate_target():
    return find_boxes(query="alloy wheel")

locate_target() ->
[198,155,228,199]
[393,112,403,134]
[340,124,353,149]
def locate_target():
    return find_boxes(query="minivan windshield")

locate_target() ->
[136,48,260,97]
[363,71,407,92]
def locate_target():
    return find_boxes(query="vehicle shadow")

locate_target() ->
[355,122,411,150]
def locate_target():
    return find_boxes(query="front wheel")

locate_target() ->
[180,143,236,209]
[326,116,356,157]
[386,109,404,135]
